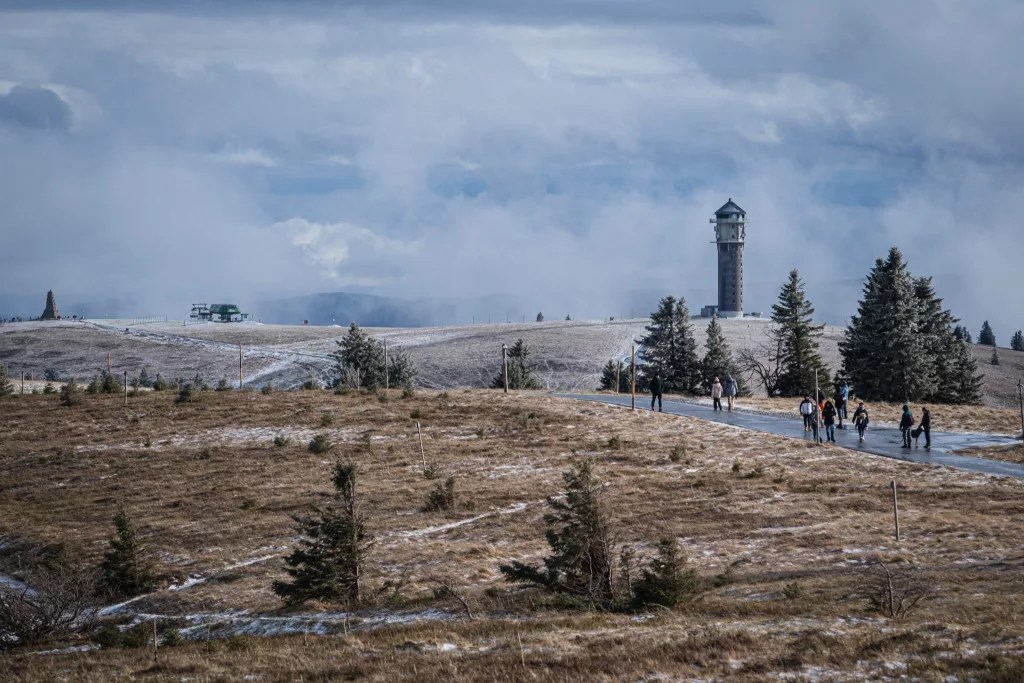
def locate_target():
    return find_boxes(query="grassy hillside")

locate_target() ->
[2,389,1023,681]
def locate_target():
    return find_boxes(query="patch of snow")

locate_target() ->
[398,502,529,538]
[33,644,98,656]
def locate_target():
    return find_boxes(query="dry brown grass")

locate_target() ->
[2,389,1024,681]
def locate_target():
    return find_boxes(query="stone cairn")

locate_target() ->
[40,290,60,320]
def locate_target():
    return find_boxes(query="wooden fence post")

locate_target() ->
[890,480,901,541]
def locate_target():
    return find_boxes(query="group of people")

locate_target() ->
[647,373,935,451]
[899,404,932,450]
[798,383,933,450]
[648,373,738,413]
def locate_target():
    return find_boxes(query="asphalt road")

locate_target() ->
[560,393,1024,479]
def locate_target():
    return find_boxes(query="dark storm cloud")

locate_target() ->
[0,1,1022,334]
[0,84,72,129]
[0,0,767,26]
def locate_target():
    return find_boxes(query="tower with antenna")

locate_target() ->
[711,198,746,318]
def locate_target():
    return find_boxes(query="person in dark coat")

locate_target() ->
[919,407,932,450]
[822,399,837,443]
[853,401,869,443]
[650,374,663,412]
[724,375,738,411]
[832,385,845,429]
[899,404,914,449]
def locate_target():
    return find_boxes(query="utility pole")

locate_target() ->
[384,339,389,393]
[107,352,111,375]
[502,344,509,393]
[238,343,243,390]
[630,344,636,411]
[124,370,128,405]
[615,361,620,394]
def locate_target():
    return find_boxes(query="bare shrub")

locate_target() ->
[865,557,931,620]
[0,555,100,649]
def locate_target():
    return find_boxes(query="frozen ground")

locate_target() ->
[1,316,1020,405]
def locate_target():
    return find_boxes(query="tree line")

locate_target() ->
[613,246,984,405]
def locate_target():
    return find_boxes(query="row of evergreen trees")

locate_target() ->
[840,247,981,403]
[627,247,983,404]
[965,320,1024,350]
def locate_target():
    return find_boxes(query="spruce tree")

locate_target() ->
[598,360,631,392]
[0,364,13,396]
[100,507,156,598]
[59,378,83,406]
[637,296,700,394]
[333,323,414,390]
[700,315,745,395]
[536,312,544,322]
[978,321,996,346]
[630,539,701,609]
[914,277,982,404]
[1011,330,1024,352]
[842,249,931,402]
[273,462,370,607]
[491,339,540,389]
[842,247,979,404]
[953,325,973,344]
[770,270,830,397]
[500,459,617,603]
[990,347,1000,366]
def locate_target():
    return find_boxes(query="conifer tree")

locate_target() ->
[700,315,745,395]
[990,347,1000,366]
[500,459,618,603]
[59,378,83,406]
[0,364,13,396]
[630,539,701,608]
[333,323,414,390]
[273,462,370,607]
[1011,330,1024,352]
[842,247,979,404]
[637,296,700,394]
[491,339,540,389]
[953,325,972,343]
[770,270,830,397]
[914,277,982,404]
[841,249,930,401]
[536,312,544,322]
[100,507,156,598]
[598,360,631,393]
[978,321,996,346]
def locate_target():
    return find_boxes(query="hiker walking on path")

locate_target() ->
[724,374,738,411]
[799,396,814,431]
[822,399,838,443]
[810,401,822,443]
[840,381,850,419]
[915,407,932,450]
[711,377,723,411]
[650,373,663,412]
[853,401,869,443]
[833,385,845,429]
[899,404,915,449]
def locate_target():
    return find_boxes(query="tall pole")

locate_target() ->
[384,339,389,393]
[890,480,901,541]
[814,368,821,445]
[615,361,620,395]
[107,352,111,375]
[238,343,243,390]
[21,370,25,395]
[1017,379,1024,441]
[124,370,128,405]
[630,344,636,411]
[502,344,509,393]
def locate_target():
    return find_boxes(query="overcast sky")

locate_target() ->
[1,1,1022,334]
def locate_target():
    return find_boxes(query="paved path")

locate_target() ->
[559,394,1024,479]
